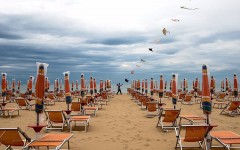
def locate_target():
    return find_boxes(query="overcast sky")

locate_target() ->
[1,0,240,87]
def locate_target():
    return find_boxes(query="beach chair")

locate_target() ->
[45,93,56,105]
[220,101,240,116]
[0,127,32,149]
[182,95,193,105]
[0,104,20,119]
[15,98,35,110]
[82,106,98,117]
[70,101,82,115]
[146,101,159,118]
[210,131,240,150]
[213,92,229,108]
[25,133,73,150]
[156,109,181,131]
[178,93,186,102]
[69,116,90,132]
[175,124,215,150]
[56,92,65,102]
[45,110,69,132]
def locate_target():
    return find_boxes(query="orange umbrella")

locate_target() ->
[225,77,229,92]
[137,80,140,92]
[201,64,212,148]
[28,76,33,94]
[12,79,15,93]
[63,71,71,110]
[44,77,48,92]
[81,74,85,97]
[210,76,215,99]
[221,80,224,92]
[60,80,62,91]
[71,81,74,92]
[145,79,148,95]
[94,78,97,94]
[183,78,186,92]
[100,79,103,94]
[170,79,172,90]
[194,78,199,92]
[1,73,7,105]
[35,63,48,125]
[164,81,167,92]
[17,80,21,93]
[233,73,238,99]
[47,80,50,91]
[56,78,59,92]
[180,80,182,91]
[90,76,93,96]
[159,75,164,101]
[172,74,177,109]
[142,79,144,94]
[75,80,78,91]
[150,78,154,97]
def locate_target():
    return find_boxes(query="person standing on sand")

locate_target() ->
[116,83,123,95]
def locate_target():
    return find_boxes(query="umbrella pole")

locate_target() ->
[205,114,211,150]
[36,112,39,126]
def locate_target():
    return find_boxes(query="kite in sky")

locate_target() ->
[181,6,199,10]
[125,79,129,82]
[171,19,180,22]
[149,48,153,52]
[140,59,146,63]
[162,28,170,36]
[136,65,141,68]
[131,70,134,74]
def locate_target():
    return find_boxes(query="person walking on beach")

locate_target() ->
[116,83,123,95]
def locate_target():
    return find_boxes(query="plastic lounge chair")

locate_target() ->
[0,127,31,149]
[25,133,73,150]
[213,93,228,108]
[182,95,193,105]
[146,101,159,118]
[70,102,82,115]
[69,116,90,132]
[156,108,181,131]
[220,101,240,116]
[45,94,56,105]
[82,106,98,117]
[45,110,69,132]
[210,131,240,150]
[0,104,20,119]
[175,124,215,150]
[15,98,35,110]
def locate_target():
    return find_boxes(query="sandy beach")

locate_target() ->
[0,93,240,150]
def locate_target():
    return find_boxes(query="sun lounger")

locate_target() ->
[179,114,206,125]
[69,116,90,132]
[15,98,35,110]
[0,127,31,149]
[45,110,69,132]
[210,131,240,150]
[0,104,20,118]
[25,133,73,150]
[220,101,240,116]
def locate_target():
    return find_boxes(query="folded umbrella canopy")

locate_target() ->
[35,62,48,125]
[63,71,71,110]
[1,73,7,105]
[233,73,238,99]
[159,75,164,101]
[172,74,177,109]
[81,73,85,97]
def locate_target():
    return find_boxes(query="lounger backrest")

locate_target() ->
[219,93,226,99]
[163,109,180,122]
[0,128,24,146]
[47,111,64,123]
[184,126,208,142]
[16,98,27,106]
[147,103,157,112]
[228,101,240,111]
[185,95,192,102]
[71,102,81,111]
[48,94,55,100]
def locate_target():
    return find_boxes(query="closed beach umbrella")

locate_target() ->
[172,74,177,109]
[225,77,229,92]
[142,79,144,94]
[201,64,212,149]
[76,80,78,91]
[233,74,238,99]
[221,80,224,92]
[28,76,33,95]
[165,81,167,92]
[71,81,74,92]
[35,62,48,125]
[150,78,154,97]
[81,73,85,97]
[17,80,21,93]
[170,79,172,90]
[44,77,48,93]
[1,73,7,105]
[183,78,186,92]
[12,79,15,93]
[145,79,148,95]
[90,77,93,96]
[137,80,140,92]
[100,79,103,94]
[60,80,62,91]
[159,75,164,102]
[56,78,59,92]
[63,71,71,110]
[210,76,215,99]
[94,78,97,94]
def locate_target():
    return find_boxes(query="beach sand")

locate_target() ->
[0,93,240,150]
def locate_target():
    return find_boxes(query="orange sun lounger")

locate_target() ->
[210,131,240,150]
[25,133,73,150]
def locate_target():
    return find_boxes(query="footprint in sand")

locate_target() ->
[144,143,150,147]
